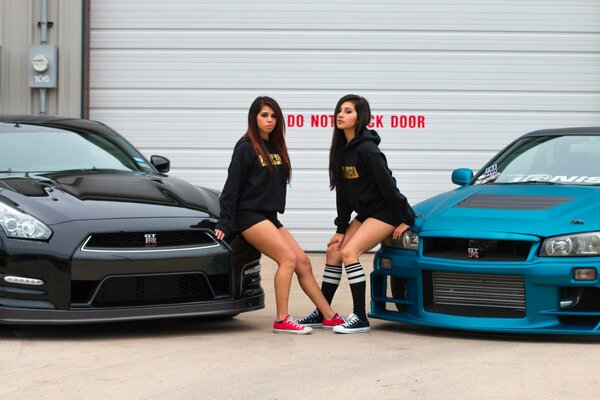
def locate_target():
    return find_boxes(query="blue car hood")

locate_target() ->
[415,184,600,239]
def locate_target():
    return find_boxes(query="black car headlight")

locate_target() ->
[382,231,419,251]
[0,202,52,240]
[540,232,600,257]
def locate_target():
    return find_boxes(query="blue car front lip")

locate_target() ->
[370,247,600,335]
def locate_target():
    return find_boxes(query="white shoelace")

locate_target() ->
[344,313,360,326]
[287,317,305,329]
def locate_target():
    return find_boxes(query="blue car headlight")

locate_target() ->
[382,231,419,251]
[0,202,52,240]
[540,232,600,257]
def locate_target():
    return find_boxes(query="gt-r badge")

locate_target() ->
[144,233,157,246]
[468,247,480,259]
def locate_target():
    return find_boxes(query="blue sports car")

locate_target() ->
[370,127,600,334]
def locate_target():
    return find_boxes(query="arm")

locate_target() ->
[334,187,352,234]
[215,143,251,239]
[328,232,346,252]
[362,144,415,226]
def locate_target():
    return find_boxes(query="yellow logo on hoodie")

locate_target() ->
[342,166,359,179]
[259,154,282,167]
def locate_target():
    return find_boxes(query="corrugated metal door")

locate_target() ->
[89,0,600,250]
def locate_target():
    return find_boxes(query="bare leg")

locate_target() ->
[277,227,337,320]
[326,219,363,266]
[341,218,395,265]
[338,218,395,327]
[241,220,297,321]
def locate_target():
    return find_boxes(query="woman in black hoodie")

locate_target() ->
[299,94,415,333]
[215,96,344,334]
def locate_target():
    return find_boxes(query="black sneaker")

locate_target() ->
[333,313,370,334]
[297,309,323,328]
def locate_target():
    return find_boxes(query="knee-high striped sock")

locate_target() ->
[346,262,366,319]
[321,264,343,305]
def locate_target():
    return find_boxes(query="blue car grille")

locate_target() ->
[423,237,532,261]
[424,271,526,318]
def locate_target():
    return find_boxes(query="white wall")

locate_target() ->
[89,0,600,250]
[0,0,82,116]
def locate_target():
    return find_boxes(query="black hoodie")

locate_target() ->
[335,129,415,233]
[216,137,287,237]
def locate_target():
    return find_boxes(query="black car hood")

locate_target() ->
[0,171,220,224]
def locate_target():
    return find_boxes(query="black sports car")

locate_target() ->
[0,115,264,324]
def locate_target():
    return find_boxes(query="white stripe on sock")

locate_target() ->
[348,275,366,284]
[345,264,363,273]
[347,270,365,279]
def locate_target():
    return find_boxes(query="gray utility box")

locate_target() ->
[29,45,58,88]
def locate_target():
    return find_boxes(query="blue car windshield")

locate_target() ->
[0,127,154,174]
[474,135,600,186]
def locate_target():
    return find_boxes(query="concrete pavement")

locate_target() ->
[1,253,599,399]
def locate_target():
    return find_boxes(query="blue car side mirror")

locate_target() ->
[451,168,473,186]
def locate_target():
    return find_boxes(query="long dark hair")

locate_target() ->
[244,96,292,183]
[328,94,372,189]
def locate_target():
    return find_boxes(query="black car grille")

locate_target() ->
[558,287,600,327]
[83,231,215,250]
[422,237,532,261]
[90,273,216,307]
[423,271,526,318]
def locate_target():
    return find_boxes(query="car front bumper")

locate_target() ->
[0,219,265,325]
[370,247,600,335]
[0,293,264,324]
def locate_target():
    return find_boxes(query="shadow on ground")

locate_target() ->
[0,314,258,341]
[375,321,600,344]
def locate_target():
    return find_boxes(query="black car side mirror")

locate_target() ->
[151,155,170,174]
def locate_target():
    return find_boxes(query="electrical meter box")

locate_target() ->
[29,45,58,88]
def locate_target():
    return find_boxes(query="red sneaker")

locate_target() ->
[273,315,313,334]
[322,313,345,330]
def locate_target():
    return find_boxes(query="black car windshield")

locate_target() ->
[0,127,154,174]
[473,135,600,186]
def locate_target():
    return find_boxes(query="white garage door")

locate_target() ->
[89,0,600,250]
